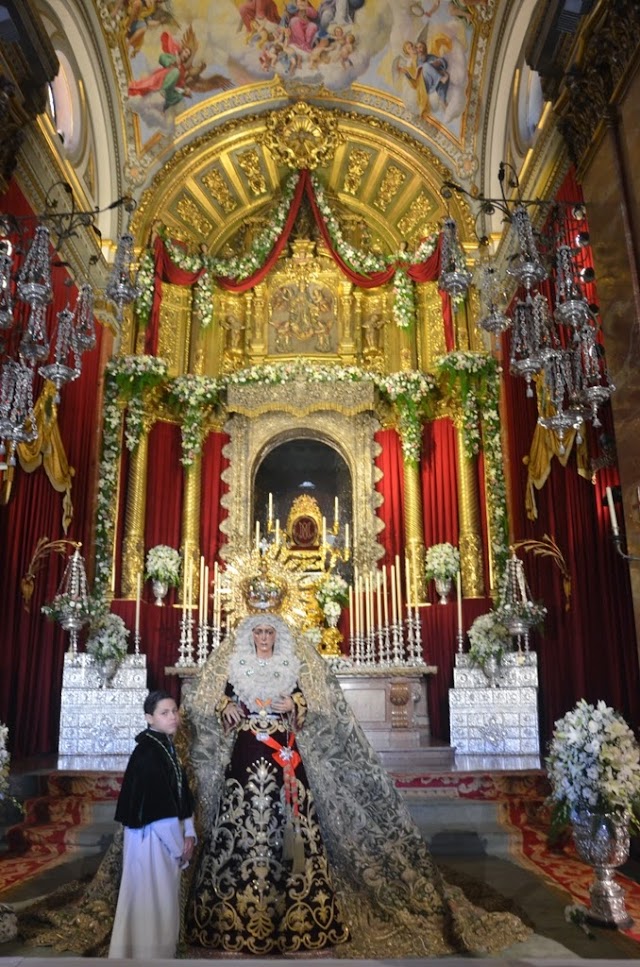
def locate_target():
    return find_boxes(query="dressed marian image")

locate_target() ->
[19,597,531,959]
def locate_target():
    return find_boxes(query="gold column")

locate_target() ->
[454,412,485,597]
[416,282,446,371]
[181,453,202,605]
[121,416,152,597]
[403,460,426,602]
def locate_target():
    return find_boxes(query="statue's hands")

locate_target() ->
[272,693,294,714]
[222,702,245,728]
[182,835,196,864]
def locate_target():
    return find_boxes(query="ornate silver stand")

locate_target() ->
[571,808,634,928]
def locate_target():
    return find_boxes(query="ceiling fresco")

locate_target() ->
[96,0,496,188]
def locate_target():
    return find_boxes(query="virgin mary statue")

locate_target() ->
[20,595,531,958]
[181,610,531,957]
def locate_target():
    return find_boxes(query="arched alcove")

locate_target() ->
[254,438,352,536]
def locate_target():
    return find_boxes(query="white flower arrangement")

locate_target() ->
[425,542,460,582]
[145,545,181,586]
[86,612,129,664]
[499,598,547,627]
[316,573,349,619]
[546,699,640,831]
[466,611,511,667]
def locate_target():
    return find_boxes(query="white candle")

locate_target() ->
[199,555,205,624]
[395,554,403,617]
[268,492,273,523]
[203,564,209,626]
[135,572,141,637]
[344,523,350,553]
[349,584,354,641]
[405,556,411,610]
[376,570,383,632]
[390,564,398,624]
[188,558,193,611]
[182,548,187,617]
[382,564,389,627]
[334,496,339,526]
[255,520,261,549]
[275,519,280,544]
[456,570,463,635]
[606,485,620,536]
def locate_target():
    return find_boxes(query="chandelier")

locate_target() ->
[0,182,139,470]
[440,163,615,454]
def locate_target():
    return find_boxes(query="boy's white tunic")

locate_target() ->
[109,816,195,959]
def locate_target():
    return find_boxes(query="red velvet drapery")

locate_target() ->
[374,429,406,569]
[145,170,455,355]
[0,182,107,757]
[502,168,640,744]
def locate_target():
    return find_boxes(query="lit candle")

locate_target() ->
[334,496,339,526]
[255,520,261,549]
[390,564,398,624]
[135,572,141,638]
[382,564,389,627]
[456,569,463,635]
[344,522,350,553]
[606,485,620,536]
[268,492,273,523]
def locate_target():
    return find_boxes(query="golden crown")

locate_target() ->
[242,570,286,613]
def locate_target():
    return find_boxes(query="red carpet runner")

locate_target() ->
[0,772,122,894]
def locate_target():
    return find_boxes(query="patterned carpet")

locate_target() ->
[0,771,122,895]
[3,765,640,952]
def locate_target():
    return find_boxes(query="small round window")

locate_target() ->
[49,50,82,156]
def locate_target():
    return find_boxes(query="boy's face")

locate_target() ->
[146,698,180,735]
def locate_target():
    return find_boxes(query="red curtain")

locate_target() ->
[147,170,455,353]
[0,178,107,756]
[200,430,230,563]
[501,168,640,744]
[374,429,406,568]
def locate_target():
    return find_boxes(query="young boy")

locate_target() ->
[108,690,196,959]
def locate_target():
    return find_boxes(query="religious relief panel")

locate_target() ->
[267,240,340,356]
[219,295,248,372]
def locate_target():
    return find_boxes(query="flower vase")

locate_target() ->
[95,658,120,689]
[152,579,168,606]
[571,807,633,927]
[481,653,500,688]
[435,577,452,605]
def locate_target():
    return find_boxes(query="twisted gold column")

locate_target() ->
[181,453,202,605]
[403,460,426,601]
[454,413,485,597]
[121,417,151,598]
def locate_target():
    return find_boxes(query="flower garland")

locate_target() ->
[166,374,220,466]
[107,355,168,452]
[134,171,440,335]
[378,369,437,463]
[93,373,123,603]
[134,248,155,330]
[435,351,509,576]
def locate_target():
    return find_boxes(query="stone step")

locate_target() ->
[405,797,516,859]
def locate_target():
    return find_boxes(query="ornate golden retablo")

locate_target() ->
[260,101,344,170]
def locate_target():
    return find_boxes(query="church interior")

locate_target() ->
[2,0,640,959]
